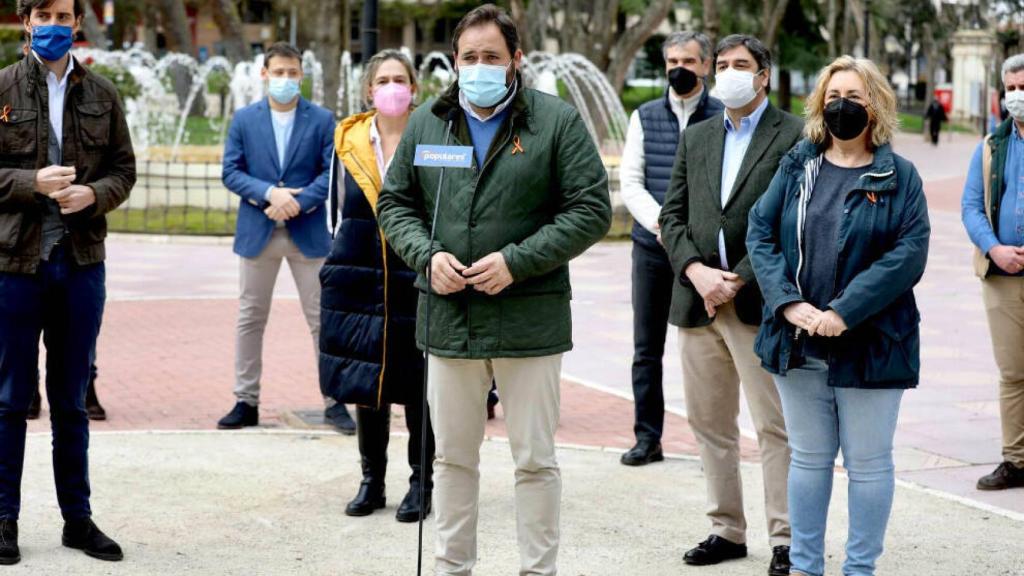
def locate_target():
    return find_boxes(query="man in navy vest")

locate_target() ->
[218,42,354,433]
[619,31,723,466]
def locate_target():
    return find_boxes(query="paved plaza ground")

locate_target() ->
[23,131,1024,574]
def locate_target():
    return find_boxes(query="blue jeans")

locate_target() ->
[0,247,105,520]
[773,357,904,576]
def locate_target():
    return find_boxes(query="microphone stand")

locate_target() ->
[417,111,456,576]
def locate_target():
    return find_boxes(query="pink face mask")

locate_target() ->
[373,83,413,117]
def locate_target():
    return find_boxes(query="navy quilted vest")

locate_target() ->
[633,88,724,248]
[319,167,422,408]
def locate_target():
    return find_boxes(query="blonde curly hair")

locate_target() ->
[804,56,899,148]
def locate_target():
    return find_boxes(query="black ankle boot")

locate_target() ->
[0,519,19,565]
[62,517,123,562]
[395,482,431,523]
[27,389,41,421]
[86,377,106,421]
[345,478,386,516]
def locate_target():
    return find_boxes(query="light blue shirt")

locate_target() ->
[717,97,769,269]
[263,107,296,202]
[33,51,74,153]
[962,127,1024,258]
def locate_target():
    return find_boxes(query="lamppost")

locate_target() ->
[361,0,379,61]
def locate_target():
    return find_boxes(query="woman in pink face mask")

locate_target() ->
[320,50,436,523]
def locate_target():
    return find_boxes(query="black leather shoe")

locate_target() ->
[683,535,748,566]
[486,388,499,420]
[345,480,386,517]
[395,485,431,523]
[977,461,1024,490]
[325,404,356,435]
[217,402,258,429]
[85,379,106,421]
[0,519,19,565]
[768,545,791,576]
[27,390,41,421]
[620,440,664,466]
[62,518,123,562]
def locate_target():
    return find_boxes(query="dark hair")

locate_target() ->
[17,0,83,19]
[263,42,303,68]
[714,34,772,71]
[451,4,519,57]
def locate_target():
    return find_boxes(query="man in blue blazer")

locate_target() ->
[219,42,354,433]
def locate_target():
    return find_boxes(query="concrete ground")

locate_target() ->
[12,431,1024,576]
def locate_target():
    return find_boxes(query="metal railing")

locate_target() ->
[110,160,238,236]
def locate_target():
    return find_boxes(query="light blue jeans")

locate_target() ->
[773,357,904,576]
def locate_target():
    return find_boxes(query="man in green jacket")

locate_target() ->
[376,5,611,574]
[659,34,802,575]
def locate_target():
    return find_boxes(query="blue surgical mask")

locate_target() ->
[31,25,74,62]
[458,61,512,108]
[267,77,301,104]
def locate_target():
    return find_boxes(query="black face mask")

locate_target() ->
[824,98,869,141]
[668,66,699,96]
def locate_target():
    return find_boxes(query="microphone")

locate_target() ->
[417,106,459,576]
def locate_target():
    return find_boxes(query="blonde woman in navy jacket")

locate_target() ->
[747,56,930,576]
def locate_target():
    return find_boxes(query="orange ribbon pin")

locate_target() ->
[866,191,878,204]
[511,135,524,155]
[0,105,10,123]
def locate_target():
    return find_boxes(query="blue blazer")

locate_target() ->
[222,97,335,259]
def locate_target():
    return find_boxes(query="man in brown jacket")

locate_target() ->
[0,0,135,565]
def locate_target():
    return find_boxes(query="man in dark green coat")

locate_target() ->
[659,35,802,575]
[376,5,610,575]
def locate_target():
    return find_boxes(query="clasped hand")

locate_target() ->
[429,252,514,296]
[686,262,745,318]
[783,302,848,337]
[35,165,95,214]
[264,187,302,222]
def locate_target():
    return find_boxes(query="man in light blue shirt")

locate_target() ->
[961,53,1024,492]
[660,34,804,575]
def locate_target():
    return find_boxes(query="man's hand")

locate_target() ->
[49,185,95,214]
[783,302,823,332]
[685,262,742,306]
[429,252,469,295]
[990,245,1024,274]
[807,309,848,337]
[463,252,514,296]
[266,187,301,221]
[654,223,663,247]
[35,165,76,195]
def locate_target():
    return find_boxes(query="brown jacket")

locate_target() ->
[0,55,135,274]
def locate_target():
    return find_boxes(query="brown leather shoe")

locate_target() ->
[85,380,106,421]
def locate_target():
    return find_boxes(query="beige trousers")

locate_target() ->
[678,302,791,546]
[982,276,1024,466]
[427,354,562,576]
[234,228,326,407]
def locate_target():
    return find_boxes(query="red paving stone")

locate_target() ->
[27,298,758,459]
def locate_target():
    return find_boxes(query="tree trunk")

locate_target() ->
[309,0,342,113]
[81,1,106,48]
[827,0,841,58]
[778,68,792,111]
[703,0,720,48]
[605,0,672,93]
[761,0,790,50]
[210,0,252,62]
[510,0,549,53]
[142,0,159,53]
[156,0,193,55]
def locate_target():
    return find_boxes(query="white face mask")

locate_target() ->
[1006,90,1024,121]
[715,68,762,109]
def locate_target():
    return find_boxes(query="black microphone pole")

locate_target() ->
[417,109,457,576]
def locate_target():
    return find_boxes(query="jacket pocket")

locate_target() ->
[0,213,22,250]
[862,310,920,383]
[76,101,113,149]
[0,108,38,156]
[753,313,784,373]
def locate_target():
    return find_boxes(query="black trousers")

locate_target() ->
[630,241,674,444]
[356,397,435,489]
